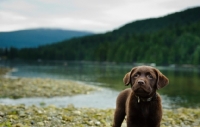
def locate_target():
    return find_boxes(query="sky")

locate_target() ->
[0,0,200,33]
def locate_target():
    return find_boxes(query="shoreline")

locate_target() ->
[0,66,120,109]
[0,67,98,99]
[1,67,200,126]
[0,88,119,109]
[0,68,119,109]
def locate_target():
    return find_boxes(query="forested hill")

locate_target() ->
[0,29,93,48]
[114,6,200,34]
[3,6,200,65]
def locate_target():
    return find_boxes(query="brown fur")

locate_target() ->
[112,66,169,127]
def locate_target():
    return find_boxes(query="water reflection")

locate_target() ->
[160,68,200,107]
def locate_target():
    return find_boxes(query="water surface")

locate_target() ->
[1,61,200,108]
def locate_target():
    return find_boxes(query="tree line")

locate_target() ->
[1,7,200,66]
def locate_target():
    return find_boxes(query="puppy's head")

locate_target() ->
[123,66,169,97]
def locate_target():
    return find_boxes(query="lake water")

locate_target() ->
[1,60,200,108]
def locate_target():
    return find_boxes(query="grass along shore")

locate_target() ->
[1,67,200,126]
[0,67,98,99]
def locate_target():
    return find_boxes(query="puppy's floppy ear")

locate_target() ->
[123,72,131,86]
[154,68,169,89]
[123,67,136,86]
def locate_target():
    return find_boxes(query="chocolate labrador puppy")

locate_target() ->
[112,66,169,127]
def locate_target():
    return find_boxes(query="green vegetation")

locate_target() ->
[0,77,97,99]
[0,67,97,99]
[1,7,200,65]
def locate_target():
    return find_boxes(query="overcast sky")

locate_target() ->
[0,0,200,33]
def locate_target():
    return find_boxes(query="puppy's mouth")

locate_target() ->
[135,88,147,93]
[133,86,151,96]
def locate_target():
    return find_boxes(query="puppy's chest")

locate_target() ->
[129,102,153,119]
[138,104,151,118]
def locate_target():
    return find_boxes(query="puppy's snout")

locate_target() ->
[138,80,145,85]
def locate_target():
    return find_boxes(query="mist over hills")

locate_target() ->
[0,29,93,48]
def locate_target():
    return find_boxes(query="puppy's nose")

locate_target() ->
[138,80,145,85]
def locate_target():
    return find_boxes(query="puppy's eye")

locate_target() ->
[133,73,139,78]
[147,74,153,79]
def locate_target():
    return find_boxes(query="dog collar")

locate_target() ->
[135,94,157,103]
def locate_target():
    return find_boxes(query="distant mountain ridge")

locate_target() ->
[2,6,200,65]
[0,28,93,48]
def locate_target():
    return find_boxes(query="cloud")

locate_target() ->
[0,11,27,21]
[0,0,37,14]
[158,0,200,9]
[0,11,29,31]
[34,17,110,32]
[0,0,200,32]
